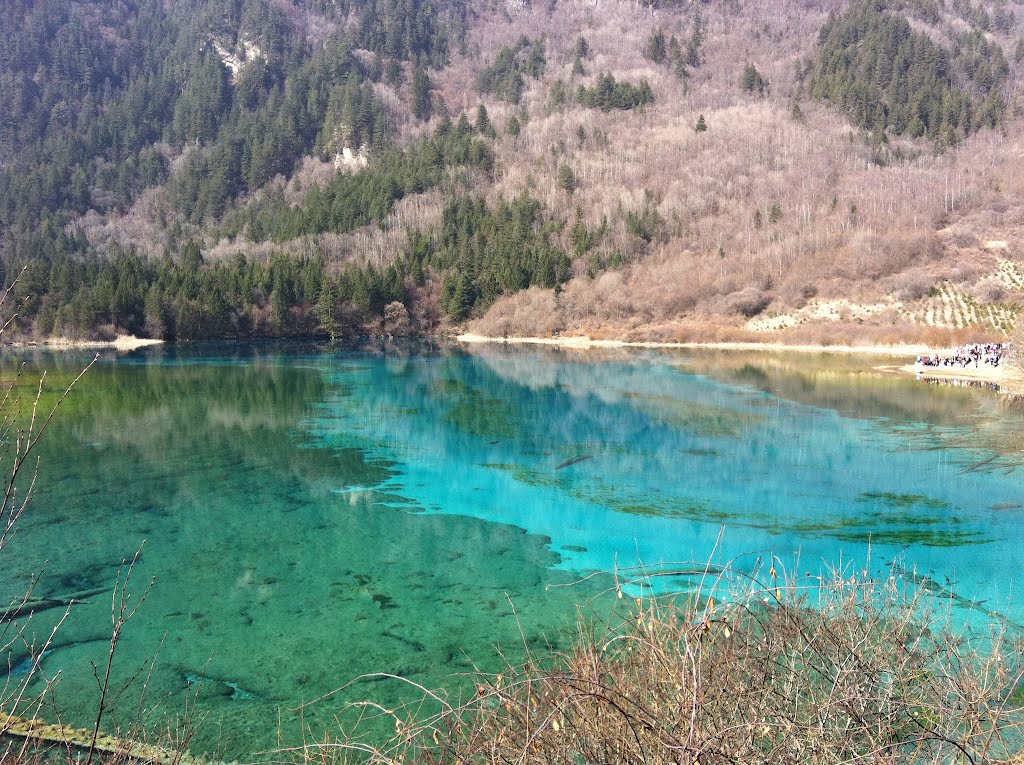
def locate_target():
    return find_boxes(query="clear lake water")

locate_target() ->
[2,340,1023,759]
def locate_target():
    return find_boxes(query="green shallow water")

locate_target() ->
[2,345,618,758]
[1,341,1023,759]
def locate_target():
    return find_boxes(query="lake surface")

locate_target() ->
[2,341,1023,759]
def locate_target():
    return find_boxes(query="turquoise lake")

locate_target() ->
[2,341,1023,759]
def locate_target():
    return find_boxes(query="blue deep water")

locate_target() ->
[1,340,1022,758]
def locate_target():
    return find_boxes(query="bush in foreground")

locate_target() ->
[302,564,1024,765]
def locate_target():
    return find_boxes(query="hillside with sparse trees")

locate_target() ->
[3,0,1024,344]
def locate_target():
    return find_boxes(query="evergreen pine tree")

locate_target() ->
[742,63,768,96]
[644,31,667,64]
[412,63,432,120]
[445,272,473,320]
[144,284,167,339]
[526,39,546,78]
[475,104,496,137]
[317,280,339,341]
[557,164,578,194]
[687,17,704,68]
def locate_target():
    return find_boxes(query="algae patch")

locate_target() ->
[574,481,991,548]
[857,492,951,511]
[438,380,518,440]
[482,463,567,490]
[621,392,764,437]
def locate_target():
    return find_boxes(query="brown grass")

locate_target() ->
[292,560,1024,765]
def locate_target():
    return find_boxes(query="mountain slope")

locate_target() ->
[1,0,1023,344]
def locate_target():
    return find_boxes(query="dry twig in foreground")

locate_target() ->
[296,564,1024,765]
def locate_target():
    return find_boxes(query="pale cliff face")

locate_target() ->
[334,146,369,170]
[211,35,264,84]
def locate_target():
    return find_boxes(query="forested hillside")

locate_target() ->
[807,0,1009,145]
[2,0,1024,343]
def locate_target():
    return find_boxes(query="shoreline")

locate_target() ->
[7,331,1022,391]
[896,362,1024,392]
[12,335,165,352]
[457,333,1024,392]
[456,333,944,358]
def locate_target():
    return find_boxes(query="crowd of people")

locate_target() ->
[916,343,1007,369]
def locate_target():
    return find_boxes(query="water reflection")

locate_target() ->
[2,346,614,759]
[1,341,1022,759]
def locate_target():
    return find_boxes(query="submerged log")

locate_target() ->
[555,455,593,470]
[1,587,111,622]
[0,712,223,765]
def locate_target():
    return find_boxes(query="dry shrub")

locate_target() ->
[302,564,1024,765]
[383,301,412,336]
[720,287,770,318]
[946,227,980,249]
[285,156,341,202]
[946,261,986,285]
[1016,317,1024,374]
[774,281,818,310]
[973,278,1008,304]
[646,320,765,343]
[778,319,958,348]
[890,269,937,301]
[470,287,563,337]
[845,232,935,282]
[910,324,981,349]
[79,187,174,260]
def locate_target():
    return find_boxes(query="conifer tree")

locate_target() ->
[669,35,687,79]
[317,280,340,341]
[741,63,768,96]
[644,30,667,64]
[558,164,578,194]
[687,16,704,68]
[475,104,496,138]
[412,63,432,120]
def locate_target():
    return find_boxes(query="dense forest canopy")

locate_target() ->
[476,36,546,103]
[806,0,1009,144]
[0,0,470,229]
[1,0,1022,343]
[0,0,478,338]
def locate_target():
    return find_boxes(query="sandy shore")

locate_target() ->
[457,333,942,357]
[15,335,165,352]
[896,361,1024,392]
